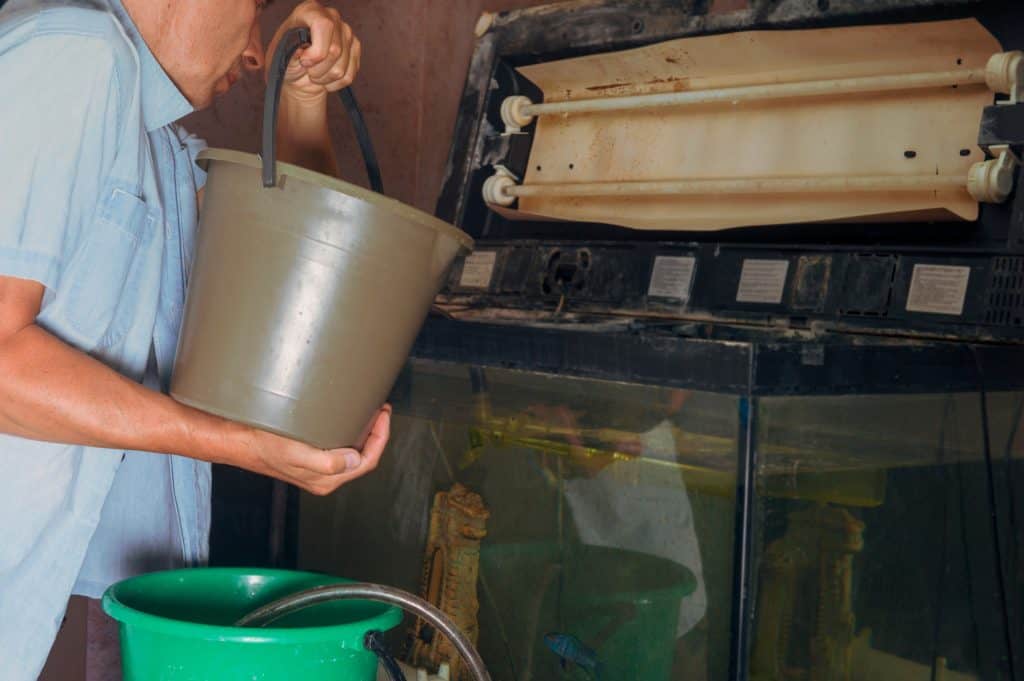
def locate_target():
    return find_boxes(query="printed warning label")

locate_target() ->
[648,256,696,300]
[736,259,789,304]
[906,264,970,316]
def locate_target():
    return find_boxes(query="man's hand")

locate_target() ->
[240,405,391,496]
[524,404,621,478]
[268,0,361,102]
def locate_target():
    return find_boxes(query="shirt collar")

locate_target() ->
[107,0,195,132]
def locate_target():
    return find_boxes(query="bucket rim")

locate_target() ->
[480,542,699,600]
[101,567,403,645]
[197,148,474,252]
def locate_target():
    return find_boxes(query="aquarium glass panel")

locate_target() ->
[750,391,1024,681]
[299,359,740,681]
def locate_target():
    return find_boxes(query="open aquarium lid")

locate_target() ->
[430,0,1024,343]
[485,19,998,231]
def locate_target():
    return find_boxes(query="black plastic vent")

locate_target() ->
[986,257,1024,327]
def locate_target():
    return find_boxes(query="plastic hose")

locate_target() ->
[262,27,383,193]
[235,582,492,681]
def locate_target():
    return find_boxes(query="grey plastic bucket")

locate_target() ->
[170,148,473,448]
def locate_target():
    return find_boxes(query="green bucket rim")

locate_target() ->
[102,568,403,645]
[480,542,699,602]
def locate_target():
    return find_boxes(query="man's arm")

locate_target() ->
[270,1,360,176]
[0,275,389,496]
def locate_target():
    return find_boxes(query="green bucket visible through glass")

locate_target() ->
[478,544,698,681]
[102,568,402,681]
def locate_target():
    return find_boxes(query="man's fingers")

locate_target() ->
[276,1,361,93]
[307,42,343,80]
[332,407,391,472]
[308,22,352,82]
[360,407,391,465]
[299,448,353,476]
[323,38,359,90]
[302,14,335,68]
[302,472,350,496]
[269,405,391,496]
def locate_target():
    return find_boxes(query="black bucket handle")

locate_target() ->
[262,26,383,193]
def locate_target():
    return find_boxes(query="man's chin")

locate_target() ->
[188,88,220,112]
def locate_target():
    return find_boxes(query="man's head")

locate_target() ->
[122,0,271,109]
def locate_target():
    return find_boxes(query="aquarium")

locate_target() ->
[297,358,1023,681]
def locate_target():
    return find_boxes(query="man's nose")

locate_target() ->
[243,23,264,73]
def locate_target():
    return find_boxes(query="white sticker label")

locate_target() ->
[648,256,696,300]
[906,264,970,315]
[459,251,497,289]
[736,259,789,304]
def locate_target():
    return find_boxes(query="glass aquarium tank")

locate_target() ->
[299,359,739,681]
[296,353,1023,681]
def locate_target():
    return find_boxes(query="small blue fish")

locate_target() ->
[544,632,602,680]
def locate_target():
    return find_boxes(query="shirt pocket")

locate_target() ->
[52,186,153,352]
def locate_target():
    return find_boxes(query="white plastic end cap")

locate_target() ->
[500,95,535,132]
[985,51,1024,95]
[482,171,517,207]
[968,158,1014,203]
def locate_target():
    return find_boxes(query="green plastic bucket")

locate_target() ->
[102,568,402,681]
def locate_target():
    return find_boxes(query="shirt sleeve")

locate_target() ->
[0,33,121,290]
[173,124,209,192]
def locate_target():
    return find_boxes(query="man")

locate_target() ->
[0,0,390,676]
[527,391,710,677]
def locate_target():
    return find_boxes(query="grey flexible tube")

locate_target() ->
[235,582,492,681]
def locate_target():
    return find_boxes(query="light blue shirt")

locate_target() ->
[0,0,210,676]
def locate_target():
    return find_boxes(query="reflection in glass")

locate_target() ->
[301,360,737,680]
[751,392,1024,681]
[298,360,1023,681]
